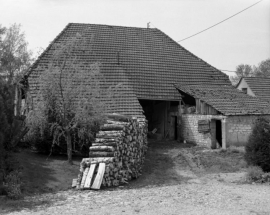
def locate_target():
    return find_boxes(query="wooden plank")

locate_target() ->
[91,163,106,190]
[80,167,90,188]
[72,179,77,188]
[84,164,96,188]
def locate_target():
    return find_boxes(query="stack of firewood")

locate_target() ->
[76,114,148,188]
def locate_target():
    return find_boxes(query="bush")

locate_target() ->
[4,170,23,199]
[26,122,93,156]
[246,166,270,183]
[245,117,270,172]
[246,166,264,182]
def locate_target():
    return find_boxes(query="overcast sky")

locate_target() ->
[0,0,269,76]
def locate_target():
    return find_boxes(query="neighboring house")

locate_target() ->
[16,23,270,147]
[236,77,270,102]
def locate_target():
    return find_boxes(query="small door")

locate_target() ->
[216,120,222,147]
[169,116,178,140]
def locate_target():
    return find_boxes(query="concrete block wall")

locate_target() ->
[181,114,212,147]
[226,115,270,146]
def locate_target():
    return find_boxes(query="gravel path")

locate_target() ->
[4,178,270,215]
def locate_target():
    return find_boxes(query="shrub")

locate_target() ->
[246,166,270,183]
[4,170,23,199]
[245,117,270,172]
[246,166,264,182]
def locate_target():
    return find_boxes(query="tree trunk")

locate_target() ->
[66,130,73,165]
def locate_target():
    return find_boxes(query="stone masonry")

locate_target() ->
[181,114,213,147]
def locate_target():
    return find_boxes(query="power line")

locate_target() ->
[178,0,263,42]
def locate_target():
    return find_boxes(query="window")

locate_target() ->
[242,88,247,94]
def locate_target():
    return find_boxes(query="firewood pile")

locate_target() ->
[76,114,148,189]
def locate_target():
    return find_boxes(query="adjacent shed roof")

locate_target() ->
[242,77,270,102]
[27,23,231,116]
[175,84,270,115]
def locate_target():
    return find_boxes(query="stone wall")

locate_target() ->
[226,115,270,146]
[181,114,213,147]
[182,114,270,148]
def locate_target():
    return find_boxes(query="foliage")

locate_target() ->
[246,166,270,184]
[230,58,270,85]
[26,32,122,164]
[244,117,270,172]
[253,58,270,77]
[0,23,33,84]
[0,70,27,198]
[4,170,23,199]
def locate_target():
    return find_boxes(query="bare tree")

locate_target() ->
[26,32,122,164]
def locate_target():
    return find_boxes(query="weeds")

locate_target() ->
[246,166,270,183]
[4,170,23,199]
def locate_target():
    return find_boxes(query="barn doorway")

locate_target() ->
[169,116,178,140]
[216,120,222,148]
[211,119,222,149]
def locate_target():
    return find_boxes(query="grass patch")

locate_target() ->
[8,149,82,196]
[196,146,247,173]
[0,193,67,214]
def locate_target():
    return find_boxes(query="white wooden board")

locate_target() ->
[71,179,77,188]
[91,163,106,190]
[80,167,89,188]
[84,163,96,188]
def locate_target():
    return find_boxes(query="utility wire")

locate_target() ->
[178,0,263,42]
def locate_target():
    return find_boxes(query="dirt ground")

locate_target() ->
[1,140,270,215]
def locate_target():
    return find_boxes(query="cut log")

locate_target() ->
[105,114,132,122]
[95,138,118,143]
[82,157,115,164]
[90,146,115,152]
[89,152,114,158]
[96,133,123,138]
[100,124,125,131]
[91,163,106,190]
[92,142,117,147]
[84,163,96,189]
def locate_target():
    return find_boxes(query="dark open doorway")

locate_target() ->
[216,120,222,147]
[174,116,178,140]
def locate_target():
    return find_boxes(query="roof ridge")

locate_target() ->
[155,28,230,82]
[69,22,156,30]
[25,23,72,77]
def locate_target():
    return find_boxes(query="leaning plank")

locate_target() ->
[84,164,96,189]
[91,163,106,190]
[80,167,90,188]
[72,179,77,188]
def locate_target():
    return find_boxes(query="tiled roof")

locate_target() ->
[175,84,270,115]
[244,77,270,102]
[27,23,231,116]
